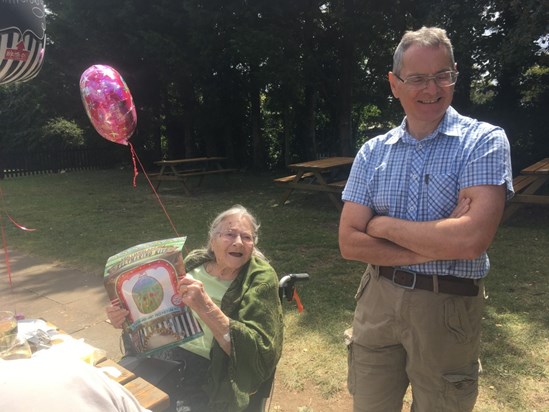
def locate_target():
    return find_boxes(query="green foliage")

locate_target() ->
[520,64,549,106]
[2,0,546,170]
[38,117,85,150]
[0,83,45,150]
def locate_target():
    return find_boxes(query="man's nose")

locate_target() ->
[423,77,439,91]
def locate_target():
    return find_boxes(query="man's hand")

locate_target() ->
[449,197,471,218]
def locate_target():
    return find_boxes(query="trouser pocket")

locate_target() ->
[345,330,355,395]
[442,364,479,411]
[444,297,474,344]
[354,266,373,301]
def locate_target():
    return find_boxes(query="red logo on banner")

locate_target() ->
[4,41,30,62]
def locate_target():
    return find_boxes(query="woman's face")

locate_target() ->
[210,214,255,274]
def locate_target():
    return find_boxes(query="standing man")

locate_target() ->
[339,27,513,412]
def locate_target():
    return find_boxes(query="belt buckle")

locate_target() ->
[392,268,417,290]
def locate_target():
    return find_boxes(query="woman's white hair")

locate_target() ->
[185,204,267,269]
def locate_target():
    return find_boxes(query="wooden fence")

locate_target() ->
[0,148,126,178]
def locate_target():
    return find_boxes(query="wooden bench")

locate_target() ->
[502,172,549,223]
[274,176,346,193]
[511,175,538,193]
[176,168,238,178]
[273,172,314,186]
[327,179,347,192]
[149,169,203,179]
[97,359,170,412]
[151,167,238,194]
[274,157,353,211]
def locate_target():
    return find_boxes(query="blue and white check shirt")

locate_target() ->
[342,106,514,279]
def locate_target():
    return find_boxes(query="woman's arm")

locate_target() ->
[178,275,232,355]
[216,259,284,394]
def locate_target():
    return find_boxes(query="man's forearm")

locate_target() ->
[366,187,505,261]
[339,230,433,266]
[366,215,481,260]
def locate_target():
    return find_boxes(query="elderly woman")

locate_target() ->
[106,205,284,412]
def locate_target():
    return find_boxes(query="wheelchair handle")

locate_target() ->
[278,273,310,302]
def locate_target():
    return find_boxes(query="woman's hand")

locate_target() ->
[178,274,232,355]
[178,274,214,315]
[105,305,129,329]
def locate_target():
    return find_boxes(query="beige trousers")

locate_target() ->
[347,265,484,412]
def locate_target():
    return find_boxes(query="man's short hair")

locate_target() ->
[392,26,455,75]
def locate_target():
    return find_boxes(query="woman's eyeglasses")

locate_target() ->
[394,70,459,88]
[218,230,254,245]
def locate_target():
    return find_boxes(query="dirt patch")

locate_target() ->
[268,379,413,411]
[268,379,353,412]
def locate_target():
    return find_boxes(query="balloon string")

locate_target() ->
[130,143,139,187]
[6,214,36,232]
[1,219,13,289]
[0,186,36,231]
[0,185,36,289]
[128,143,182,240]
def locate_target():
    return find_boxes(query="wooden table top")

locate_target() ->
[288,156,354,171]
[521,158,549,175]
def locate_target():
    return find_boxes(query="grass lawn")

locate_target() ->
[1,168,547,410]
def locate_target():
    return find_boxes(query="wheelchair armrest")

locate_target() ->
[278,273,310,302]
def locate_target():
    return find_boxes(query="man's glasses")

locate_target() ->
[394,70,459,88]
[218,230,255,245]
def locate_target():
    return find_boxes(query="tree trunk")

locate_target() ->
[303,84,317,160]
[337,0,355,156]
[283,102,292,166]
[250,72,264,170]
[181,74,197,158]
[337,34,354,156]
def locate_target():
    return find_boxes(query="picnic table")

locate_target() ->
[151,157,237,195]
[502,157,549,222]
[14,319,170,412]
[273,157,354,211]
[96,358,170,412]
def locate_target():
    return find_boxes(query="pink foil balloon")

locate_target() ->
[80,65,137,145]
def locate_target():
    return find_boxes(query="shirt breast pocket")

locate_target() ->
[426,173,459,219]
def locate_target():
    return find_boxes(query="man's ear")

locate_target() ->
[388,72,399,98]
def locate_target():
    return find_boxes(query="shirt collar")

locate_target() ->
[385,106,459,145]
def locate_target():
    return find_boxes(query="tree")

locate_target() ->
[1,0,546,173]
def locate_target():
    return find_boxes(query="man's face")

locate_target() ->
[389,44,456,136]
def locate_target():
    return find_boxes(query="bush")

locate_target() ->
[39,117,85,150]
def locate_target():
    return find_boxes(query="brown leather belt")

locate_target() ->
[378,266,479,297]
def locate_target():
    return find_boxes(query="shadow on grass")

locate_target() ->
[478,206,549,409]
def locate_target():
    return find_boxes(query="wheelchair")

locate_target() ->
[246,272,310,411]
